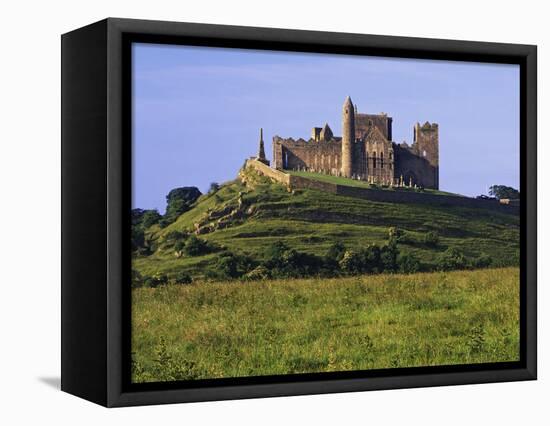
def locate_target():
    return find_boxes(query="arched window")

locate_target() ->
[372,152,377,169]
[380,152,384,168]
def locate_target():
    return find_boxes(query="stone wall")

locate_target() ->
[245,159,518,215]
[334,185,518,215]
[245,159,291,186]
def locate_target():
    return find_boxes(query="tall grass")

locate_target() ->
[132,267,519,383]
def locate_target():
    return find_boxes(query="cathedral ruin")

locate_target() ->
[267,96,439,189]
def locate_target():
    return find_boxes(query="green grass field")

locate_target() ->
[131,267,520,383]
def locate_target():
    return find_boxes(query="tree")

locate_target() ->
[360,244,382,273]
[326,242,346,263]
[437,248,467,271]
[488,185,520,200]
[264,241,323,278]
[380,241,399,272]
[217,253,240,278]
[131,208,146,226]
[131,226,145,251]
[183,235,210,256]
[162,187,202,226]
[265,241,290,264]
[141,209,162,228]
[182,235,220,256]
[209,182,220,193]
[398,253,421,274]
[339,250,363,274]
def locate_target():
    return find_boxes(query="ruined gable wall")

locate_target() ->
[273,136,342,175]
[364,137,394,184]
[394,144,438,189]
[356,114,392,140]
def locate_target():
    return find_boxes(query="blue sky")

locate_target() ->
[132,43,520,212]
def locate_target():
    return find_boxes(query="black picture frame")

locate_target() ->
[61,17,537,407]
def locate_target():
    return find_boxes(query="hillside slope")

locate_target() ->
[133,167,519,280]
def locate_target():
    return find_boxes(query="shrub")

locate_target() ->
[145,273,169,288]
[398,253,421,274]
[207,252,255,280]
[326,241,346,263]
[165,230,186,244]
[339,250,363,274]
[423,231,440,247]
[131,269,144,288]
[467,324,485,354]
[173,271,192,285]
[183,235,216,256]
[174,240,186,253]
[360,244,382,273]
[244,265,270,280]
[217,253,240,278]
[388,227,403,242]
[437,248,467,271]
[265,241,290,261]
[380,241,399,272]
[265,241,323,278]
[471,254,492,269]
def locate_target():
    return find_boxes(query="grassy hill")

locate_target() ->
[132,166,519,281]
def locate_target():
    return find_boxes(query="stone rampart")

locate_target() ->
[245,159,519,215]
[245,159,291,186]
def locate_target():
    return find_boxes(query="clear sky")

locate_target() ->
[132,43,520,212]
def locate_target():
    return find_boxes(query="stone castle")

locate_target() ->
[261,96,439,189]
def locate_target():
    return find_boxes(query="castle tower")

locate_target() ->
[413,122,439,189]
[257,128,269,165]
[341,96,355,178]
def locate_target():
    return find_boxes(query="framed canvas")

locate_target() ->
[61,18,537,407]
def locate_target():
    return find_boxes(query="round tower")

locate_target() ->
[341,96,355,178]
